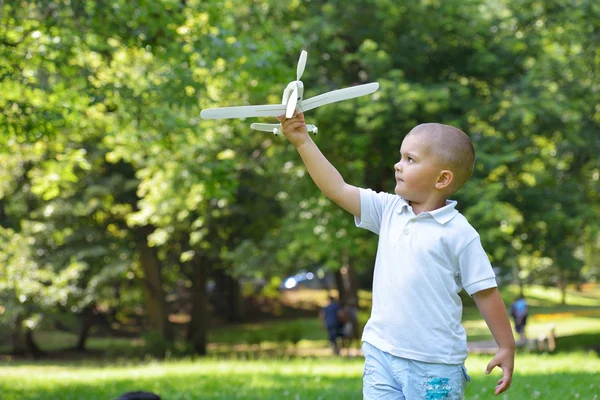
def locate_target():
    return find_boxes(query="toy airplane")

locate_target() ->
[200,50,379,135]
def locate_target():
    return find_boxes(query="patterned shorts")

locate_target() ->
[362,341,471,399]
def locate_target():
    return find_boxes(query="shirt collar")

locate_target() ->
[395,197,459,225]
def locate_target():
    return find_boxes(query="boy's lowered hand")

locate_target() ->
[277,113,309,147]
[485,347,514,395]
[473,287,516,396]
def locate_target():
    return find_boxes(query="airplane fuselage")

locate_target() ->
[282,81,304,108]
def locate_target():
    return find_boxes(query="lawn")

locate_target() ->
[0,284,598,399]
[0,352,598,399]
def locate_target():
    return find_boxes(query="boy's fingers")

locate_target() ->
[502,369,512,388]
[493,368,512,395]
[495,382,504,395]
[495,380,511,395]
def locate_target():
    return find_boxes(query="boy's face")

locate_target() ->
[394,134,443,202]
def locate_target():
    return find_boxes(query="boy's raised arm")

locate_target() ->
[278,113,361,217]
[473,287,515,396]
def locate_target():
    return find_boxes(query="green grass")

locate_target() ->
[0,352,598,399]
[0,284,598,399]
[0,358,362,400]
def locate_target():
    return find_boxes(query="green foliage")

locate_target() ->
[1,0,599,352]
[0,226,85,329]
[275,324,304,351]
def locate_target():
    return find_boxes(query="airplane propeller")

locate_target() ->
[285,50,307,118]
[297,50,307,81]
[285,87,299,118]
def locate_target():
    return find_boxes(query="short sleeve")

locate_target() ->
[458,236,497,296]
[354,188,391,235]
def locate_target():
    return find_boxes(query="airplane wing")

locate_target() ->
[201,82,379,120]
[250,123,280,132]
[250,123,317,133]
[200,104,287,120]
[300,82,379,113]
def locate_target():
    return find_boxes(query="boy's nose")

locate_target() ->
[394,162,402,171]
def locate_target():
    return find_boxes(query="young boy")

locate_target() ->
[277,113,515,398]
[511,295,529,342]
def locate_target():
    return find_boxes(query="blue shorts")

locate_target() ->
[362,341,471,399]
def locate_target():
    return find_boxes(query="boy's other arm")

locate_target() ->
[473,287,515,396]
[278,113,361,217]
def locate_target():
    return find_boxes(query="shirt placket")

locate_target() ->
[396,210,416,248]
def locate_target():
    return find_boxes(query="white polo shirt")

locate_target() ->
[356,188,497,365]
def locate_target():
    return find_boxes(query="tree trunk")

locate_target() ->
[12,314,27,355]
[335,250,359,306]
[334,271,347,305]
[25,328,45,358]
[187,254,209,355]
[228,277,243,322]
[135,226,173,343]
[559,271,568,305]
[12,314,45,358]
[76,305,95,351]
[512,263,524,296]
[210,269,244,323]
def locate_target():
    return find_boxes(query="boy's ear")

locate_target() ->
[435,170,454,190]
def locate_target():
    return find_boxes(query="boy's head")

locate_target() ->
[394,123,474,202]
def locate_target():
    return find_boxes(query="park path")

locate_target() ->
[290,340,500,358]
[467,341,498,354]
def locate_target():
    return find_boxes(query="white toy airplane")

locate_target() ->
[200,50,379,135]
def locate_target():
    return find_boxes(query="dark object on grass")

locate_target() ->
[586,345,600,357]
[115,391,161,400]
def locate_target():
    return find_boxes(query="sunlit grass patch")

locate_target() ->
[0,358,364,400]
[0,353,599,400]
[0,330,146,356]
[465,352,600,399]
[518,285,600,307]
[531,309,600,320]
[281,288,373,310]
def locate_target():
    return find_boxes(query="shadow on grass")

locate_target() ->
[529,306,600,315]
[554,332,600,354]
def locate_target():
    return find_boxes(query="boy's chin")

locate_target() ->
[395,187,416,202]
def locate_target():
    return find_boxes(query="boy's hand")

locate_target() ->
[485,347,514,395]
[276,112,309,147]
[472,288,515,396]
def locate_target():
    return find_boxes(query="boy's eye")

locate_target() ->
[407,157,414,162]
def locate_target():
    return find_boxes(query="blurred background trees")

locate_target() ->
[1,0,598,356]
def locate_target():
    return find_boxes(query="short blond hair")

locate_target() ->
[408,123,475,194]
